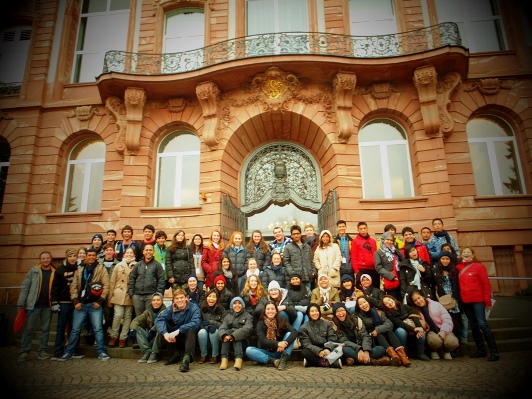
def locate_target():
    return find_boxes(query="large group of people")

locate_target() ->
[15,218,500,371]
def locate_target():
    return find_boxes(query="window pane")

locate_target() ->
[0,139,10,161]
[494,141,523,194]
[111,0,130,11]
[165,11,205,53]
[181,154,200,206]
[83,0,107,14]
[66,163,85,212]
[157,156,177,207]
[87,161,104,211]
[467,118,509,138]
[0,165,8,211]
[72,140,105,160]
[387,144,412,197]
[359,121,404,142]
[472,20,502,52]
[361,145,384,198]
[247,0,275,35]
[279,0,308,32]
[160,133,200,153]
[469,141,495,195]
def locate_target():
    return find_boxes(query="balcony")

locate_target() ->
[98,22,467,99]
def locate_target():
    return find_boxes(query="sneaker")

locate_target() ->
[72,352,85,359]
[98,353,110,361]
[147,352,159,364]
[108,337,117,347]
[443,352,453,360]
[50,355,62,361]
[38,351,50,360]
[118,339,126,348]
[303,358,308,368]
[431,352,440,360]
[138,352,151,363]
[57,353,72,362]
[17,353,29,362]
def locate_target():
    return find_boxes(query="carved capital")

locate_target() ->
[413,65,439,137]
[333,72,357,143]
[196,81,220,150]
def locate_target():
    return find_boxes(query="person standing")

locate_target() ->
[58,248,110,361]
[269,226,292,256]
[201,229,225,290]
[283,225,314,291]
[17,251,56,362]
[457,247,499,361]
[246,230,271,272]
[333,220,354,280]
[128,244,166,317]
[313,230,342,289]
[351,222,378,288]
[136,224,157,261]
[166,230,193,291]
[50,248,78,360]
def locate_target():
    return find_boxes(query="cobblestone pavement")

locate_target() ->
[1,345,528,399]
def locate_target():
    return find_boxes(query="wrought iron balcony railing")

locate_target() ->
[103,22,461,76]
[0,82,21,96]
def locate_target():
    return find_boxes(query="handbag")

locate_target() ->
[436,292,456,310]
[14,308,27,333]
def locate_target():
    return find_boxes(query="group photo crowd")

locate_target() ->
[15,217,499,372]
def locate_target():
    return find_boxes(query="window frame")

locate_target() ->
[62,139,105,213]
[154,131,201,208]
[467,115,525,196]
[358,119,414,199]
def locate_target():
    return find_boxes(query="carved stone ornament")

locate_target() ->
[242,143,321,213]
[413,65,461,137]
[196,81,221,150]
[463,78,519,95]
[250,66,301,112]
[67,106,105,131]
[105,87,146,155]
[333,72,357,143]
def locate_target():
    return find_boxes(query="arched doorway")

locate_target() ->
[241,142,322,237]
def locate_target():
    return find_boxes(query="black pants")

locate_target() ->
[165,328,197,359]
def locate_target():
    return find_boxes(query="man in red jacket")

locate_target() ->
[350,222,378,289]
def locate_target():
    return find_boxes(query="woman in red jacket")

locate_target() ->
[457,247,499,361]
[201,229,225,289]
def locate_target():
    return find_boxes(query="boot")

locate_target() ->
[164,351,180,365]
[371,356,391,366]
[386,347,401,366]
[278,353,289,370]
[485,331,500,362]
[179,354,191,372]
[415,346,430,361]
[470,330,487,358]
[234,358,243,370]
[267,357,280,368]
[395,346,411,367]
[219,357,228,370]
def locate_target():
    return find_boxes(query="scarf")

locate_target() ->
[222,268,233,280]
[409,259,422,289]
[319,285,331,304]
[232,245,243,254]
[342,287,354,298]
[434,230,452,245]
[264,317,277,341]
[421,305,440,333]
[249,289,258,306]
[370,308,383,327]
[246,268,260,278]
[271,264,283,276]
[381,244,395,263]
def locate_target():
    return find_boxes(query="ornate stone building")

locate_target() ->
[0,0,531,295]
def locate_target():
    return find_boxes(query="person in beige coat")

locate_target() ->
[313,230,342,288]
[108,247,136,347]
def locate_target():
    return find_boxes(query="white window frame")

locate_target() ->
[62,141,105,212]
[154,133,200,207]
[72,0,130,83]
[359,121,414,199]
[467,117,525,196]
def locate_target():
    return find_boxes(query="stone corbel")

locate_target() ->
[105,87,146,155]
[196,81,220,150]
[437,72,461,137]
[413,65,439,137]
[333,72,357,143]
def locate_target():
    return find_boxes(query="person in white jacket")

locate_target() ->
[313,230,342,288]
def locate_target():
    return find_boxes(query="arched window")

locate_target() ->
[155,132,200,207]
[163,9,205,72]
[73,0,130,83]
[359,120,414,199]
[0,137,10,212]
[467,115,525,195]
[63,139,105,212]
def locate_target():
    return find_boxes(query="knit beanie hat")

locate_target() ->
[214,275,226,286]
[268,280,281,291]
[65,248,77,257]
[152,292,163,300]
[92,233,104,242]
[289,272,302,280]
[332,302,347,315]
[439,250,453,261]
[187,274,198,282]
[230,296,245,309]
[341,274,354,283]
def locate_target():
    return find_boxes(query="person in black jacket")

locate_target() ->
[198,289,225,364]
[166,230,193,291]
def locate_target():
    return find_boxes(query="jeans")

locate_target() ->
[132,294,153,318]
[198,327,220,357]
[165,328,197,358]
[110,304,133,340]
[462,302,493,338]
[53,303,74,356]
[395,327,426,350]
[221,340,244,359]
[342,345,386,362]
[292,311,305,331]
[245,332,294,364]
[20,307,52,354]
[65,303,106,355]
[136,327,160,353]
